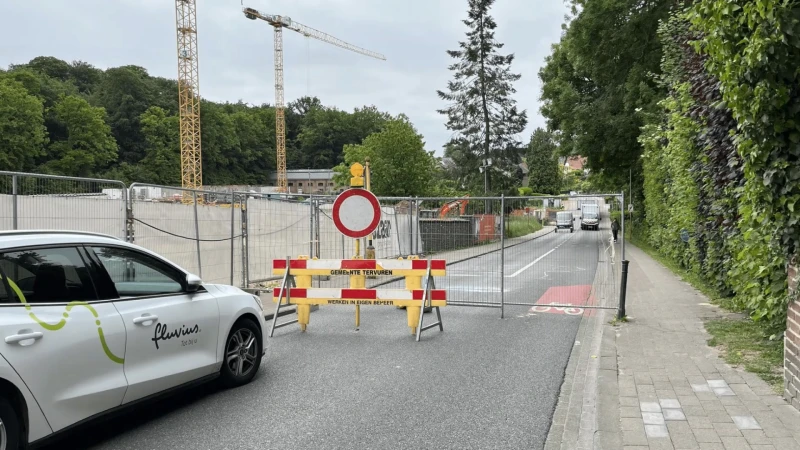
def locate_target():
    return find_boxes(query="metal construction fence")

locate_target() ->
[0,171,625,317]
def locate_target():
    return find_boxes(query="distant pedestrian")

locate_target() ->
[611,218,620,243]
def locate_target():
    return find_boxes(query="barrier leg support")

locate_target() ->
[415,259,444,342]
[270,256,299,337]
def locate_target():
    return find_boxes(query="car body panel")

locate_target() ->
[113,291,221,404]
[0,231,266,444]
[205,284,267,362]
[0,353,52,443]
[0,302,128,432]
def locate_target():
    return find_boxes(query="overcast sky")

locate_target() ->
[0,0,568,155]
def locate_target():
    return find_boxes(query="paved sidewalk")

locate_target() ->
[549,244,800,450]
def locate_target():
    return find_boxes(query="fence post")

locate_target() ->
[415,196,420,255]
[621,191,626,261]
[230,193,236,285]
[309,196,315,258]
[408,198,413,255]
[192,191,202,278]
[500,194,505,319]
[242,196,249,287]
[618,260,630,319]
[11,175,18,230]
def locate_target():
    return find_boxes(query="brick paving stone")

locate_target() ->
[646,424,670,438]
[749,445,776,450]
[740,430,769,445]
[623,427,649,447]
[719,436,752,449]
[713,422,743,437]
[641,402,663,413]
[621,396,640,407]
[684,405,708,417]
[644,412,667,425]
[732,416,761,431]
[650,438,676,450]
[702,400,726,412]
[622,406,643,418]
[680,395,703,406]
[664,409,688,421]
[698,444,725,450]
[693,428,722,443]
[767,437,800,449]
[687,416,714,429]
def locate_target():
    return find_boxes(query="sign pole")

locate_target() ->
[365,158,376,278]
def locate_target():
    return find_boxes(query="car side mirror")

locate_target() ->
[185,273,202,293]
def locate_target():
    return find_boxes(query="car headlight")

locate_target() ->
[252,294,264,311]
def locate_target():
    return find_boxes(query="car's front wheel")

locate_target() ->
[220,318,263,388]
[0,397,20,450]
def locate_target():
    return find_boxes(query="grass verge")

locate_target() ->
[706,319,784,393]
[630,233,783,393]
[505,216,543,238]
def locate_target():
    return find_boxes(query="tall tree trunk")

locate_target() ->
[479,11,491,193]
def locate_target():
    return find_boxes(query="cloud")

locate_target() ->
[0,0,568,156]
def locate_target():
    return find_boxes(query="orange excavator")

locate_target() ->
[439,196,470,218]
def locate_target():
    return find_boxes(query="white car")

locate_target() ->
[0,231,267,450]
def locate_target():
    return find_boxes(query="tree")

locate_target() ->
[334,117,435,196]
[0,77,47,171]
[138,106,180,186]
[47,95,118,177]
[539,0,670,189]
[525,128,562,195]
[437,0,527,193]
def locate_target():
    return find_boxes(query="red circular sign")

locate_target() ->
[332,189,381,238]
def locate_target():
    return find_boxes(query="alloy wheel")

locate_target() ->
[0,416,6,450]
[225,328,257,378]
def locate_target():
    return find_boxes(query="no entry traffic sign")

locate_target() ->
[332,188,381,238]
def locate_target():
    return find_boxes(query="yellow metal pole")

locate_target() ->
[295,255,311,332]
[404,255,422,334]
[349,162,366,328]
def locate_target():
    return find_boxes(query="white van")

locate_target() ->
[555,211,574,233]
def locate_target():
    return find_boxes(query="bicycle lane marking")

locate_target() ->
[527,285,596,317]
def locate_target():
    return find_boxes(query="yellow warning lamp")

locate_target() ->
[350,162,365,188]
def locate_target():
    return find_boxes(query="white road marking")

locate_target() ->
[506,248,556,278]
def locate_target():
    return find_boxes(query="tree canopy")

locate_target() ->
[0,56,395,186]
[525,128,562,195]
[334,116,436,197]
[437,0,527,194]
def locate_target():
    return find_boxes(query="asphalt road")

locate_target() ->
[44,218,609,450]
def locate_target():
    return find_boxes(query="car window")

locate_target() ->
[0,247,98,304]
[0,266,16,304]
[90,246,184,297]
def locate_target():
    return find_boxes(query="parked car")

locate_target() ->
[0,230,267,450]
[555,211,574,233]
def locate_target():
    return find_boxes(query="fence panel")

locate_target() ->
[0,171,127,239]
[128,184,244,286]
[410,196,504,307]
[244,192,312,286]
[500,194,622,317]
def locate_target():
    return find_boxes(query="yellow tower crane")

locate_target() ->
[176,0,203,197]
[242,6,386,193]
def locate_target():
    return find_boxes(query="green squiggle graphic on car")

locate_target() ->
[3,276,125,364]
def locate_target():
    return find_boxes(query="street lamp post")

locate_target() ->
[479,158,492,213]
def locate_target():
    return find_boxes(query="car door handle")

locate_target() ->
[133,314,158,325]
[5,331,44,345]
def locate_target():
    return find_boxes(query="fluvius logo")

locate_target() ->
[151,322,201,349]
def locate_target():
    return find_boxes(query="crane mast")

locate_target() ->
[176,0,202,197]
[243,6,385,193]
